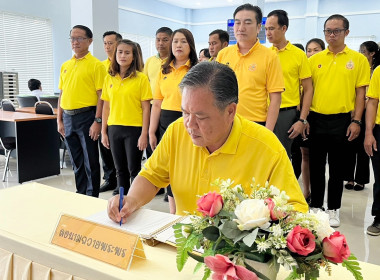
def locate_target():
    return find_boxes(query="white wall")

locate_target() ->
[1,0,380,91]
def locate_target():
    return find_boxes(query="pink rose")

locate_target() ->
[197,192,223,217]
[265,198,285,221]
[286,225,316,256]
[205,254,258,280]
[323,231,351,263]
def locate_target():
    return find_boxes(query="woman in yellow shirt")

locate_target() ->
[101,39,152,195]
[149,28,198,213]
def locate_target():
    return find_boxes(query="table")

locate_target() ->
[17,107,58,115]
[1,183,380,280]
[0,110,60,183]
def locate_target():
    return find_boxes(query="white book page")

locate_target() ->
[87,208,183,239]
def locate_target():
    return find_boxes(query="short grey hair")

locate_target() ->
[179,62,238,110]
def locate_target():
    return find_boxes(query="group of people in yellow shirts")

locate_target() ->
[58,3,380,236]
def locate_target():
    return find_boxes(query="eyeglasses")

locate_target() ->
[69,37,88,43]
[323,29,346,36]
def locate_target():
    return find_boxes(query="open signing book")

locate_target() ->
[87,208,191,244]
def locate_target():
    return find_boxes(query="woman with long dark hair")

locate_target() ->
[101,39,152,195]
[149,28,198,213]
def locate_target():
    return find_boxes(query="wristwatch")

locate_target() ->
[351,119,362,126]
[298,118,308,125]
[94,117,102,123]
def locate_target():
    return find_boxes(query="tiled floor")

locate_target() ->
[1,155,379,266]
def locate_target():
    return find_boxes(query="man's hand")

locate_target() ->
[364,133,377,157]
[101,132,110,149]
[288,121,305,139]
[346,122,360,141]
[58,119,65,137]
[107,195,138,224]
[149,133,158,151]
[89,122,101,141]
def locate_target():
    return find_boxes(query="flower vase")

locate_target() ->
[245,257,280,280]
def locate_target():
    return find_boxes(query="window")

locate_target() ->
[0,11,54,95]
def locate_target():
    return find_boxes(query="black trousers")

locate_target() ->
[99,135,117,184]
[108,125,143,192]
[63,109,100,197]
[343,112,370,184]
[309,111,351,210]
[159,110,182,197]
[370,125,380,218]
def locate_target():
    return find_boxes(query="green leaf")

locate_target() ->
[220,220,241,239]
[305,252,323,261]
[244,260,271,280]
[243,252,267,263]
[233,231,250,244]
[342,254,363,280]
[188,251,204,263]
[202,226,220,241]
[202,266,212,280]
[243,228,259,247]
[284,268,302,280]
[193,262,203,274]
[175,229,199,272]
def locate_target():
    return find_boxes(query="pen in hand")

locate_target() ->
[119,186,124,226]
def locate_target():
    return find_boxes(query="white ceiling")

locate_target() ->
[157,0,285,9]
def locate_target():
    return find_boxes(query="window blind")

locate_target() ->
[0,11,54,95]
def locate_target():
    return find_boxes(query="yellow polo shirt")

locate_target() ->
[366,66,380,124]
[102,58,111,72]
[59,52,106,110]
[216,40,284,122]
[309,46,370,114]
[143,54,167,94]
[154,60,191,111]
[271,42,311,108]
[140,114,307,215]
[101,72,152,126]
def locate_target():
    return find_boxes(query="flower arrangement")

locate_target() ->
[173,178,363,280]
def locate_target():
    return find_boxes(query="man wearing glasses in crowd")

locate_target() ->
[58,25,106,197]
[308,15,370,227]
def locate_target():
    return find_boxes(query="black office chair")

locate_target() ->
[0,138,16,182]
[0,99,17,181]
[35,101,54,115]
[39,96,59,108]
[1,99,16,111]
[34,101,67,168]
[16,95,38,108]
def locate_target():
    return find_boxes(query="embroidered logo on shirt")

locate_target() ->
[248,64,257,71]
[318,64,322,69]
[110,84,113,88]
[64,69,67,73]
[346,60,354,70]
[163,76,167,80]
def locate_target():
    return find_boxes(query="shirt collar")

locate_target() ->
[271,41,291,52]
[71,52,92,61]
[169,59,191,69]
[236,39,260,56]
[203,115,242,156]
[327,45,349,55]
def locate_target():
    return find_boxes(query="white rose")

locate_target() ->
[234,199,270,231]
[311,210,335,240]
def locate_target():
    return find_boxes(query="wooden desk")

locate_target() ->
[17,107,58,115]
[0,183,379,280]
[0,111,60,183]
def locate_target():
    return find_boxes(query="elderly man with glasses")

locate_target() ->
[307,15,370,227]
[57,25,106,197]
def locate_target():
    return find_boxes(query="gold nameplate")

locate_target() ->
[51,214,145,270]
